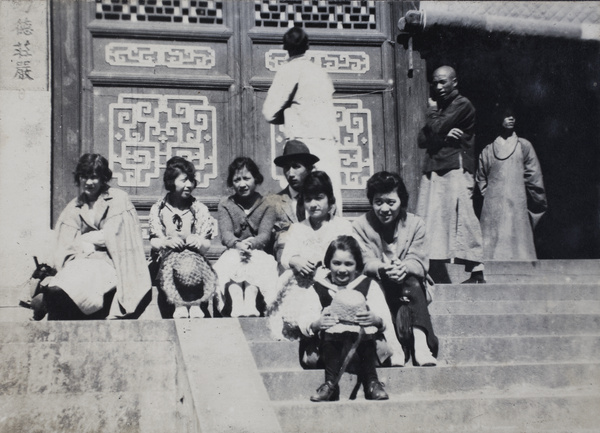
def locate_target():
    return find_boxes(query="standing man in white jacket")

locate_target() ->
[263,27,343,215]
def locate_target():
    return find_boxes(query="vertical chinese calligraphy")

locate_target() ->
[13,17,34,80]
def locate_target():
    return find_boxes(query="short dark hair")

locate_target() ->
[498,106,516,124]
[302,170,335,205]
[73,153,112,186]
[227,157,264,188]
[283,27,309,56]
[366,171,408,220]
[164,156,197,192]
[323,235,365,273]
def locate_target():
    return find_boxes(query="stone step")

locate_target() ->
[0,320,199,433]
[0,305,34,322]
[174,319,282,433]
[241,314,600,341]
[431,283,600,301]
[0,284,32,306]
[428,300,600,315]
[1,340,178,395]
[0,319,282,433]
[271,389,600,433]
[488,274,600,284]
[442,260,600,284]
[0,391,193,433]
[259,362,600,401]
[249,335,600,369]
[486,260,600,278]
[0,319,175,343]
[432,314,600,337]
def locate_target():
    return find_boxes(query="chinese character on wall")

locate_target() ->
[13,19,34,81]
[16,18,34,36]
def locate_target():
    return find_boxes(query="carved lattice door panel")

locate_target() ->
[79,0,241,242]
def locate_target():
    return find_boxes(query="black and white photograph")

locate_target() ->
[0,1,599,431]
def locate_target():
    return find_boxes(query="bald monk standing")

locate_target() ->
[416,66,485,284]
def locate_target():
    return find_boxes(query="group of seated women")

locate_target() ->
[31,151,439,401]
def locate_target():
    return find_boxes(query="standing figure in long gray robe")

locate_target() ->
[416,66,485,283]
[476,110,547,260]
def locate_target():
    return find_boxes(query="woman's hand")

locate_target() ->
[80,230,106,247]
[380,260,407,283]
[355,310,383,329]
[289,256,317,277]
[186,234,211,254]
[163,236,185,252]
[235,239,252,251]
[235,239,253,261]
[311,309,338,332]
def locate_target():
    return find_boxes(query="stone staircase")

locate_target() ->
[240,261,600,433]
[0,320,199,433]
[0,260,599,432]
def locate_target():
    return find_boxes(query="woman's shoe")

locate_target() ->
[389,353,405,367]
[461,271,486,284]
[413,327,437,366]
[227,284,244,318]
[364,380,389,400]
[310,381,340,402]
[239,285,260,317]
[413,352,438,367]
[173,306,189,319]
[189,305,203,318]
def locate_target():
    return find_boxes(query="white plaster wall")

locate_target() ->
[0,0,52,291]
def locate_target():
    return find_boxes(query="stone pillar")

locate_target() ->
[0,0,52,291]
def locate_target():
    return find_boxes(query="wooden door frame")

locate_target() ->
[51,0,84,224]
[390,1,428,213]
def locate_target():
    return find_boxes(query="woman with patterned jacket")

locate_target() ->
[149,156,218,319]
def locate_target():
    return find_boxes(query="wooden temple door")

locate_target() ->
[237,1,398,214]
[53,1,411,242]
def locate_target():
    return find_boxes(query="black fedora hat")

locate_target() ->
[274,140,320,167]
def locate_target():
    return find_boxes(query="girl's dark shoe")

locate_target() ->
[461,271,486,284]
[310,381,340,402]
[364,380,389,400]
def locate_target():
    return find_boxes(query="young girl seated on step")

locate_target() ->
[267,171,353,338]
[213,157,278,317]
[299,236,400,401]
[149,156,218,319]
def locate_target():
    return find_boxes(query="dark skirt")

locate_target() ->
[381,275,439,362]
